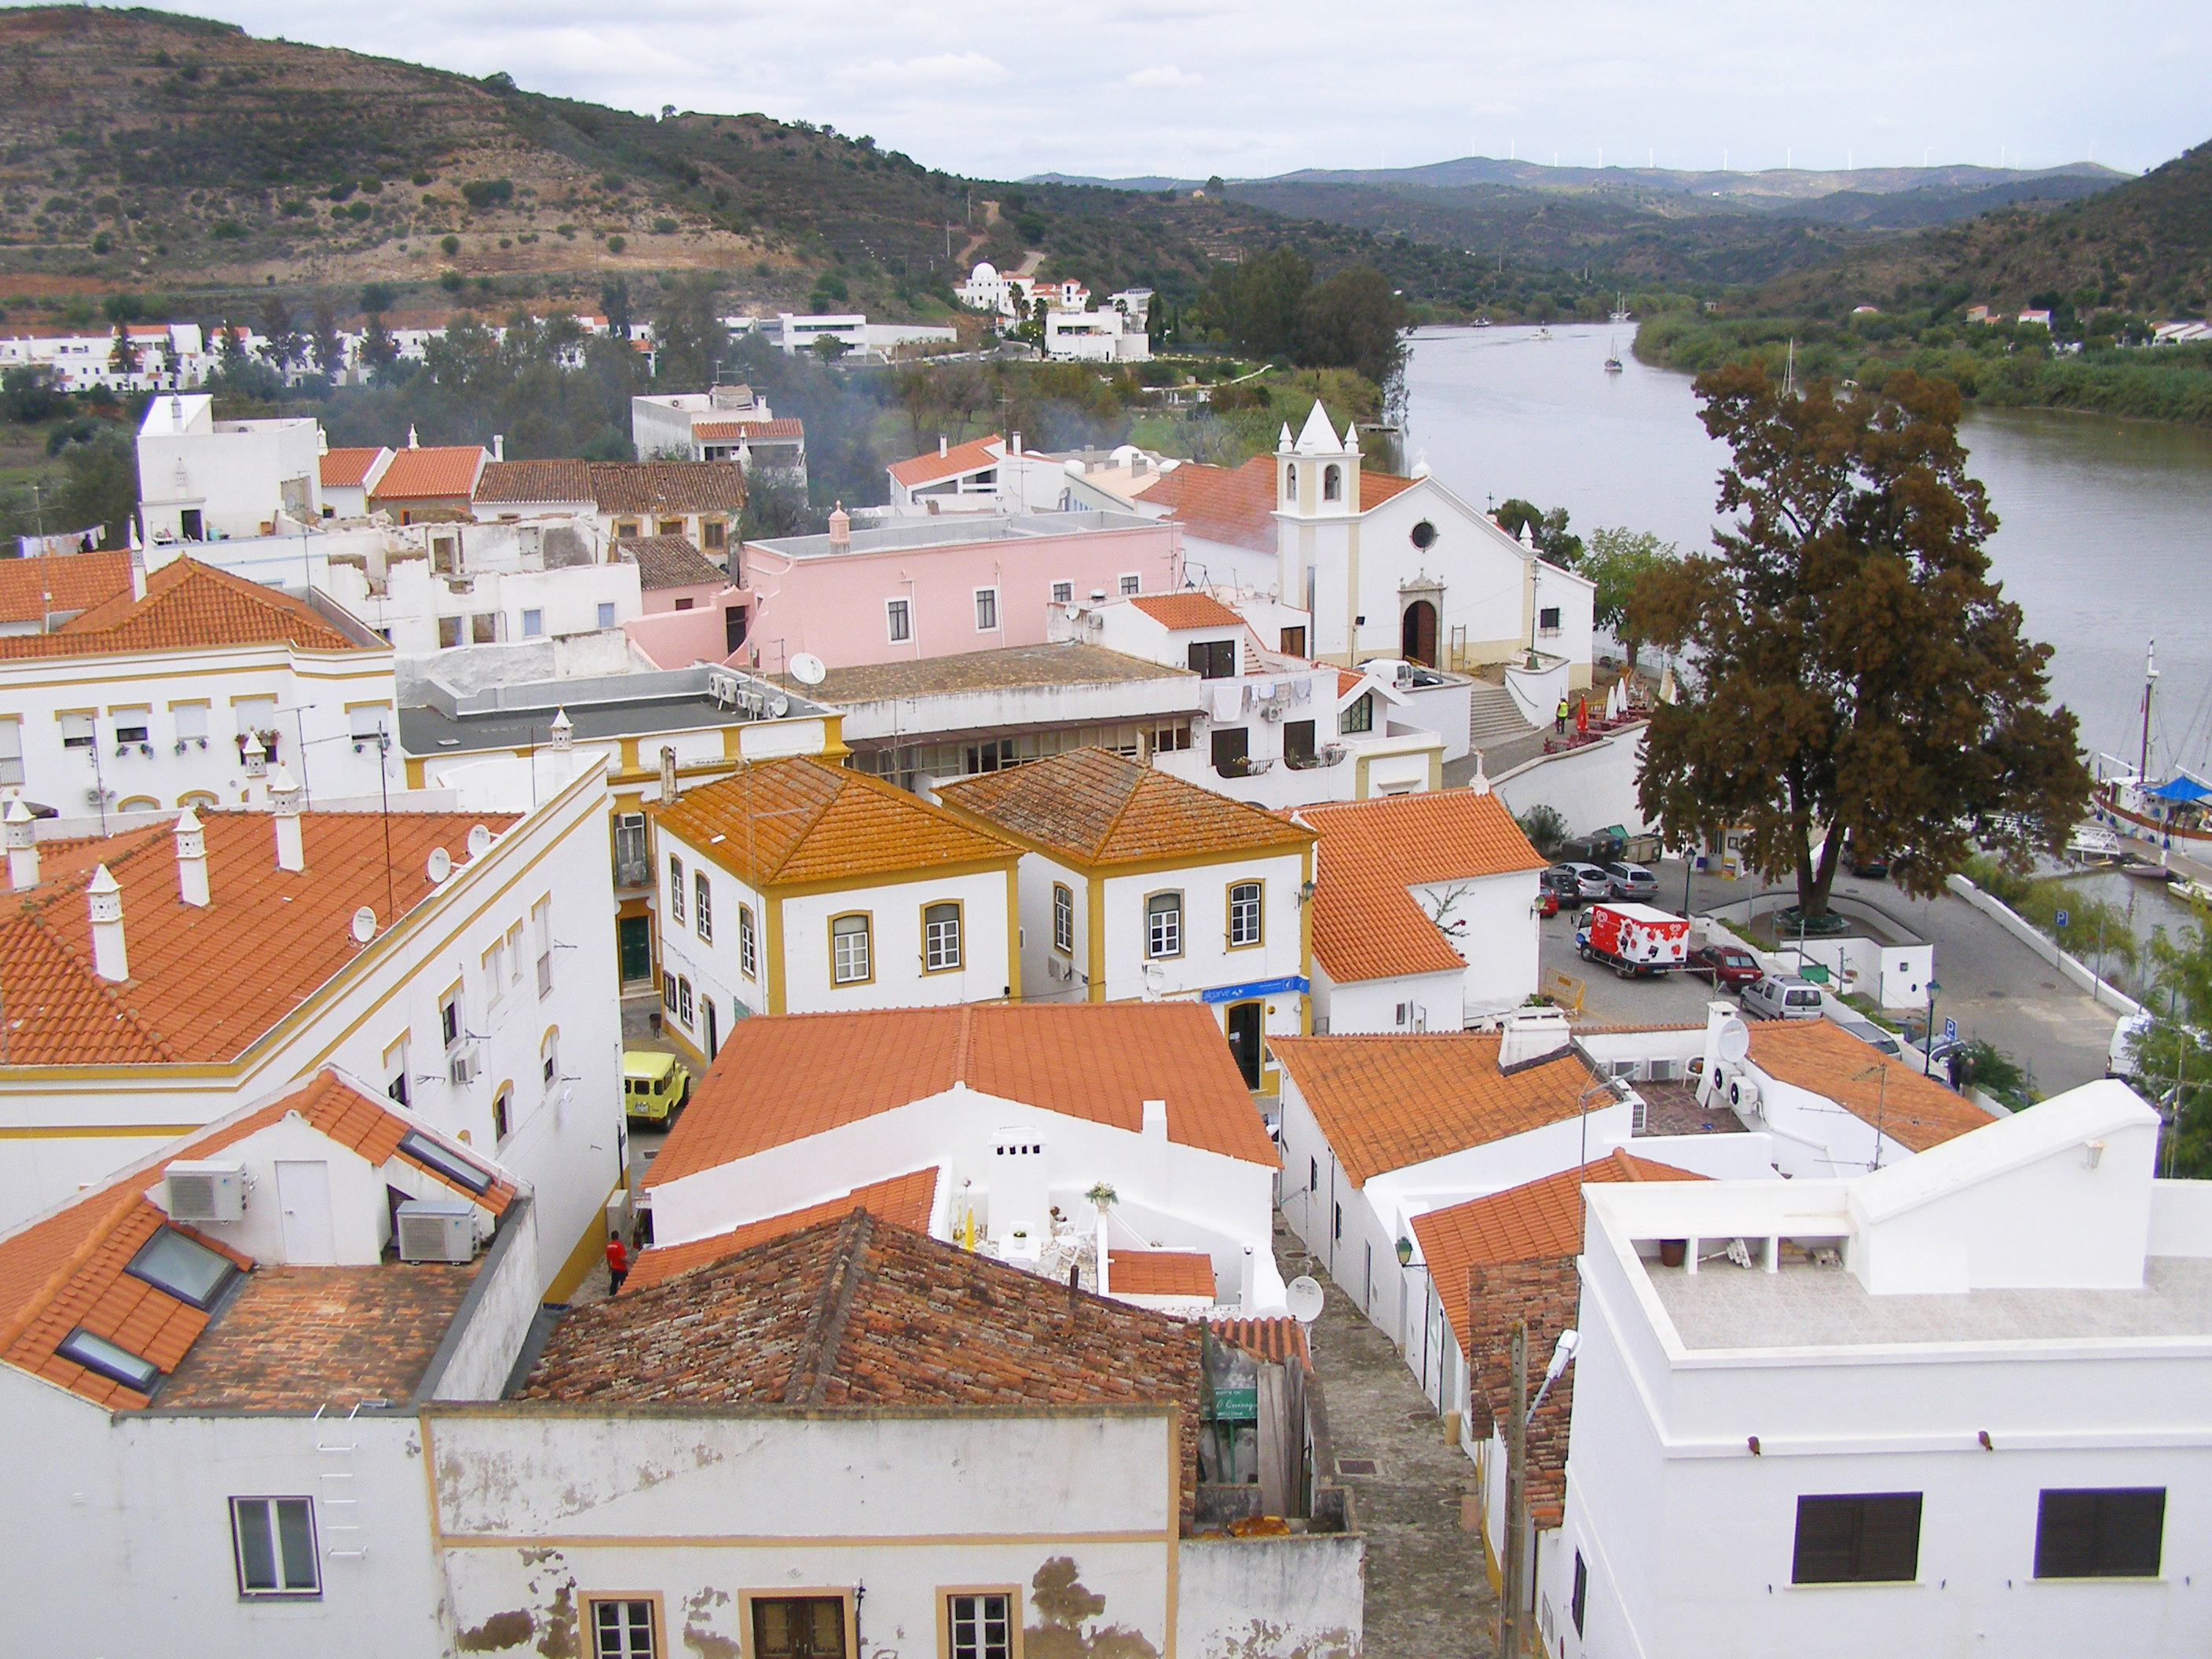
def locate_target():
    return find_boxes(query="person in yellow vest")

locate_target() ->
[1555,694,1569,735]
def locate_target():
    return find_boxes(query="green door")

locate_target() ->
[617,914,653,984]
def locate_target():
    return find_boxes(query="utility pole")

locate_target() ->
[1501,1320,1530,1659]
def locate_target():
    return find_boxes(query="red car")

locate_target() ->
[1686,943,1762,989]
[1536,888,1560,918]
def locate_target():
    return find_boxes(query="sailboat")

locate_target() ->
[1782,338,1798,398]
[1610,291,1632,324]
[1532,325,1554,342]
[1604,335,1624,373]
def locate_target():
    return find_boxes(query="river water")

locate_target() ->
[1401,323,2212,773]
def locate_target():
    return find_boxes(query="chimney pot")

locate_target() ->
[828,504,851,548]
[1141,1098,1167,1140]
[269,764,305,871]
[550,708,573,752]
[174,806,209,907]
[493,433,505,462]
[88,863,128,982]
[939,434,948,456]
[5,797,39,891]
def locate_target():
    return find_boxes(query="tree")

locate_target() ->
[2,364,61,423]
[56,428,137,550]
[601,276,634,341]
[1635,364,2087,922]
[108,323,139,378]
[309,302,346,380]
[257,296,302,372]
[1580,526,1678,667]
[651,277,730,390]
[1494,498,1583,565]
[361,313,400,376]
[2130,922,2212,1176]
[1297,266,1408,385]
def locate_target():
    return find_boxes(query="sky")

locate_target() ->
[73,0,2212,184]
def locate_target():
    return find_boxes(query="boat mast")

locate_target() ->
[2140,639,2159,780]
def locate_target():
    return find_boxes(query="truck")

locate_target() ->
[1575,903,1691,979]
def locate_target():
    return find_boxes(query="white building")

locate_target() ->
[650,755,1019,1051]
[0,321,213,394]
[954,260,1036,320]
[882,432,1086,516]
[628,384,808,482]
[1046,305,1152,363]
[1546,1079,2208,1659]
[771,312,957,358]
[937,746,1315,1092]
[136,394,324,544]
[471,458,745,566]
[316,444,393,518]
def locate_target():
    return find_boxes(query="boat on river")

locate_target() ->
[1533,327,1553,342]
[1604,335,1624,373]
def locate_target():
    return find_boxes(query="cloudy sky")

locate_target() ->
[108,0,2212,182]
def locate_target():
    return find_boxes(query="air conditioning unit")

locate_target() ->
[1259,703,1285,722]
[448,1045,482,1086]
[1727,1071,1762,1113]
[163,1159,247,1224]
[395,1199,476,1263]
[1649,1059,1675,1082]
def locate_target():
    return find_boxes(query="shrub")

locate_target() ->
[1516,804,1568,858]
[651,216,679,235]
[211,218,245,239]
[412,170,433,186]
[280,199,306,217]
[346,201,372,222]
[90,233,112,255]
[460,178,514,209]
[440,234,460,255]
[601,172,625,192]
[606,234,626,254]
[326,181,356,202]
[438,269,463,291]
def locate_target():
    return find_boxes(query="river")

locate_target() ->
[1401,323,2212,775]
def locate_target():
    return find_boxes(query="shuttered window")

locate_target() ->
[1791,1492,1922,1584]
[2035,1489,2165,1578]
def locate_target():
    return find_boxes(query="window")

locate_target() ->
[60,710,95,750]
[112,706,150,745]
[597,602,617,629]
[663,976,679,1018]
[615,520,639,539]
[482,937,508,1002]
[1210,726,1249,775]
[2035,1489,2165,1578]
[965,738,1015,775]
[658,518,684,538]
[347,704,386,745]
[677,974,694,1024]
[1791,1493,1923,1584]
[1228,881,1262,947]
[1323,463,1342,501]
[738,904,759,979]
[1146,892,1182,958]
[1340,692,1374,734]
[533,896,553,997]
[752,1598,846,1659]
[947,1592,1013,1659]
[125,1226,240,1309]
[1538,605,1562,635]
[974,587,998,632]
[398,1128,493,1194]
[1119,573,1141,596]
[1052,883,1074,954]
[230,1497,318,1599]
[1151,723,1190,754]
[1051,580,1073,604]
[1410,519,1437,550]
[588,1597,660,1659]
[1279,625,1307,657]
[1308,1156,1317,1192]
[493,1085,512,1143]
[831,914,872,983]
[1571,1552,1588,1635]
[522,607,544,638]
[438,615,463,650]
[0,716,20,787]
[614,813,649,885]
[1284,719,1317,766]
[57,1326,158,1391]
[440,985,462,1049]
[668,855,685,923]
[694,871,712,942]
[925,901,962,972]
[471,613,500,644]
[1284,462,1297,500]
[384,1035,409,1108]
[674,597,696,611]
[172,701,211,744]
[507,921,526,987]
[1333,1202,1342,1240]
[430,534,458,574]
[1188,638,1236,679]
[886,598,912,643]
[702,520,727,550]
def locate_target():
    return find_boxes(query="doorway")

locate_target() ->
[1225,1000,1264,1090]
[1401,599,1437,666]
[703,998,719,1063]
[275,1160,337,1263]
[617,914,653,983]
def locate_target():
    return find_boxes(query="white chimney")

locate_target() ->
[174,807,209,907]
[550,708,573,751]
[240,731,267,779]
[1497,1005,1572,1070]
[87,863,127,982]
[1095,1205,1111,1299]
[1141,1098,1167,1140]
[938,434,948,457]
[1010,429,1022,457]
[128,545,146,602]
[5,797,38,891]
[269,764,305,872]
[493,433,505,462]
[407,424,420,450]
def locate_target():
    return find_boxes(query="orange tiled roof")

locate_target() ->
[1411,1151,1703,1355]
[473,457,591,504]
[1145,456,1421,552]
[368,445,487,503]
[0,1069,513,1408]
[625,1166,939,1292]
[1362,473,1419,508]
[616,534,724,591]
[589,461,745,515]
[1747,1020,1990,1152]
[317,446,388,489]
[1128,591,1243,630]
[1206,1314,1311,1368]
[0,550,130,623]
[938,747,1312,868]
[1295,790,1548,983]
[0,808,518,1065]
[694,419,804,440]
[888,434,1002,489]
[646,1002,1277,1187]
[1270,1033,1599,1185]
[0,556,364,661]
[1109,1249,1216,1298]
[654,756,1014,888]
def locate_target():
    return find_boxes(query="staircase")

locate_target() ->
[1469,680,1540,752]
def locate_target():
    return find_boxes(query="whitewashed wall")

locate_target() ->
[1494,723,1652,839]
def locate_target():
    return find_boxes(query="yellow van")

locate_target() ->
[621,1049,692,1125]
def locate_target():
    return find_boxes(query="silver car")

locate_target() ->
[1605,862,1658,901]
[1558,862,1612,901]
[1740,974,1824,1020]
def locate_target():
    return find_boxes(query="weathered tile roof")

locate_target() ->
[1128,591,1243,630]
[938,746,1313,868]
[589,460,745,515]
[0,1069,512,1408]
[1269,1033,1600,1185]
[617,534,726,591]
[693,418,805,440]
[1295,790,1547,983]
[888,434,1002,489]
[0,809,518,1065]
[654,756,1013,889]
[472,457,591,504]
[625,1166,940,1292]
[1108,1249,1216,1298]
[1205,1314,1311,1368]
[368,445,487,502]
[0,556,362,661]
[0,550,130,623]
[645,1002,1278,1187]
[317,446,388,489]
[526,1210,1206,1416]
[1747,1020,1990,1152]
[772,643,1191,704]
[1144,456,1421,551]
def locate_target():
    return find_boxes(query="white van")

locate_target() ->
[1741,974,1824,1021]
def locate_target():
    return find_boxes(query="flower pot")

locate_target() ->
[1658,1240,1687,1269]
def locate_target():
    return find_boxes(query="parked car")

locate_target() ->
[1685,943,1763,990]
[1604,861,1659,900]
[1556,862,1612,902]
[1543,865,1594,908]
[1831,1013,1903,1057]
[1536,886,1559,918]
[623,1049,692,1125]
[1740,973,1824,1020]
[1848,851,1892,878]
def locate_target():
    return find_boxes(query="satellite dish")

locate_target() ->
[1286,1276,1324,1326]
[788,652,828,687]
[1716,1016,1751,1066]
[427,847,451,884]
[768,694,789,718]
[350,906,376,944]
[466,824,492,858]
[1064,603,1082,621]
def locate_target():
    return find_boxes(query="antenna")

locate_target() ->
[427,847,451,884]
[350,906,377,944]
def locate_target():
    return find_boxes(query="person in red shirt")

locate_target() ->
[1575,694,1589,737]
[604,1234,628,1295]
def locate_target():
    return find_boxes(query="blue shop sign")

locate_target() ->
[1200,975,1309,1005]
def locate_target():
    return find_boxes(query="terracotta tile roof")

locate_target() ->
[617,534,725,591]
[1205,1314,1311,1368]
[646,1002,1277,1187]
[1142,456,1277,551]
[589,461,745,515]
[368,445,487,503]
[0,551,130,623]
[626,1167,940,1292]
[1362,473,1419,508]
[0,557,363,661]
[938,747,1313,868]
[317,446,388,489]
[0,1069,512,1408]
[472,457,591,504]
[654,756,1013,888]
[1411,1152,1704,1354]
[1128,591,1243,630]
[888,434,1002,489]
[1747,1020,1991,1152]
[773,643,1190,704]
[1335,668,1366,697]
[693,419,805,440]
[1295,790,1547,983]
[0,809,519,1065]
[1108,1249,1216,1298]
[526,1210,1206,1419]
[1269,1033,1599,1185]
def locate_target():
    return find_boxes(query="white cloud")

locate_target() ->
[1127,64,1203,88]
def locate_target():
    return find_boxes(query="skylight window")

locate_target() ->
[57,1327,160,1392]
[397,1129,493,1195]
[125,1226,240,1310]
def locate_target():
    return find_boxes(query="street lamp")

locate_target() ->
[1923,980,1943,1079]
